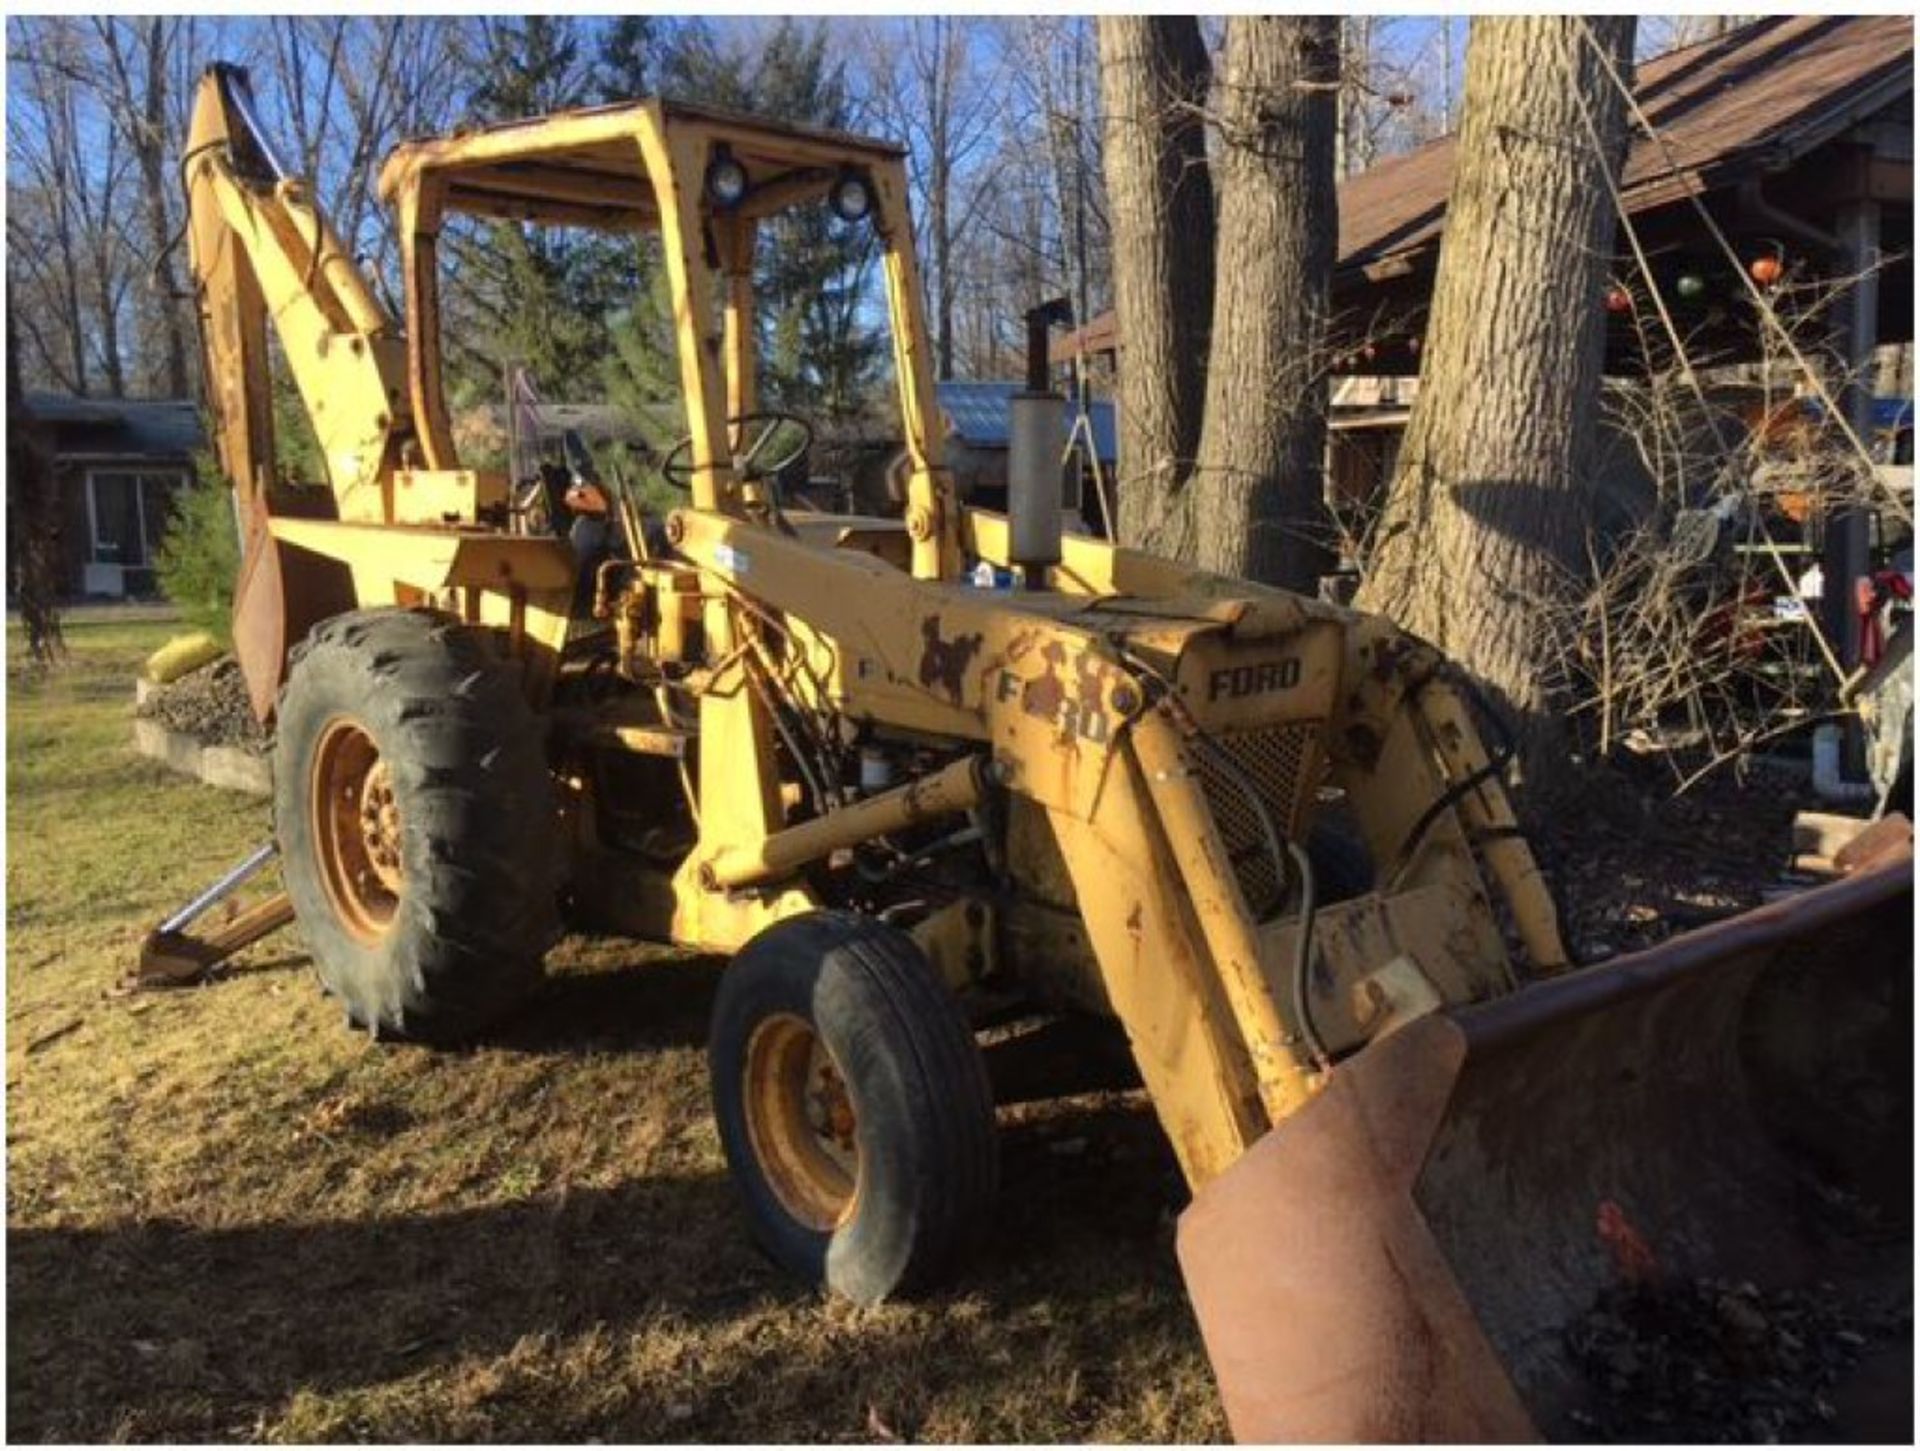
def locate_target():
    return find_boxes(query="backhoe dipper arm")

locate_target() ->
[183,62,412,527]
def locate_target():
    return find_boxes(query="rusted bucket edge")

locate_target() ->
[1455,836,1913,1051]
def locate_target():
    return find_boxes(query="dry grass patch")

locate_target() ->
[7,618,1225,1442]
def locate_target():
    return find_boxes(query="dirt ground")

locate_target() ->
[1531,753,1812,962]
[7,619,1905,1442]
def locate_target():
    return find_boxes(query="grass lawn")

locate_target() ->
[6,617,1225,1442]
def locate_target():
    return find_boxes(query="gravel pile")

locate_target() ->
[138,657,269,755]
[1564,1275,1910,1442]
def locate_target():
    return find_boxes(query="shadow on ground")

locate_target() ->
[482,951,724,1057]
[8,1093,1200,1442]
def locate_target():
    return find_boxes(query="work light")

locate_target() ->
[705,147,749,209]
[828,169,873,223]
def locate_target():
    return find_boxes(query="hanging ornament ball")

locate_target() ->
[1749,254,1784,286]
[1408,336,1421,355]
[1675,272,1707,301]
[1605,286,1632,314]
[1361,343,1378,362]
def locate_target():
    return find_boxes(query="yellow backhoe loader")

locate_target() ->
[167,63,1912,1439]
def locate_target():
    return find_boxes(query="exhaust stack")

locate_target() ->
[1008,299,1074,589]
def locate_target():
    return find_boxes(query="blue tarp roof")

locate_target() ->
[1801,395,1913,432]
[936,380,1117,463]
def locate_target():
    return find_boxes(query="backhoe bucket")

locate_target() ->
[231,512,354,723]
[1179,827,1912,1443]
[231,517,292,722]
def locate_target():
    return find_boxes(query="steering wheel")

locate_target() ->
[661,411,813,492]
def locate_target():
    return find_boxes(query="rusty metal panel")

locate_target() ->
[1180,836,1912,1442]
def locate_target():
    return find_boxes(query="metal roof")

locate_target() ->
[936,381,1118,462]
[22,393,204,460]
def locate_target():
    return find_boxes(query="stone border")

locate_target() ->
[131,682,272,797]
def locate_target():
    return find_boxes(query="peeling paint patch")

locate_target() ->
[1023,642,1068,723]
[1074,651,1106,718]
[919,615,983,702]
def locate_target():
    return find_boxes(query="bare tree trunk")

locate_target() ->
[931,106,954,379]
[95,17,193,397]
[1357,16,1636,778]
[7,315,67,666]
[1097,15,1212,557]
[1190,17,1339,589]
[141,22,191,396]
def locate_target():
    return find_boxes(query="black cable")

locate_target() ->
[1383,664,1517,885]
[1188,730,1331,1070]
[1112,648,1332,1066]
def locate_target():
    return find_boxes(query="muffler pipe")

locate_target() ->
[1008,391,1066,590]
[1009,300,1071,591]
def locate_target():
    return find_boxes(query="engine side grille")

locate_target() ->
[1193,722,1323,920]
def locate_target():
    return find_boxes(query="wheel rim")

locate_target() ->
[310,716,403,944]
[742,1013,861,1232]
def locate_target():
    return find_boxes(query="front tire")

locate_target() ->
[274,609,558,1042]
[709,912,999,1304]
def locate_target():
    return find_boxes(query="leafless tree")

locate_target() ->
[1357,17,1639,781]
[89,16,198,396]
[254,17,466,287]
[1098,16,1339,587]
[1097,16,1213,554]
[7,313,67,663]
[7,18,118,396]
[858,18,1010,381]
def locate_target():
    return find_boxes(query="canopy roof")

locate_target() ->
[378,96,905,233]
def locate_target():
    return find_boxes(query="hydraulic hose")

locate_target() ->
[1189,730,1330,1070]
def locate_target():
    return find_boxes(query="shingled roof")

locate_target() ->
[21,393,204,460]
[1341,13,1913,279]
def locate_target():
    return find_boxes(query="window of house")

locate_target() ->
[85,469,186,594]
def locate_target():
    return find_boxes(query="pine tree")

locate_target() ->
[449,18,627,400]
[594,15,659,103]
[639,19,887,423]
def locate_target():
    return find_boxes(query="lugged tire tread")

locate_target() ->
[273,608,557,1043]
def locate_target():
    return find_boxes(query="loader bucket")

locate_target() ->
[1178,826,1912,1443]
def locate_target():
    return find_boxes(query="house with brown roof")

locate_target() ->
[1059,15,1912,375]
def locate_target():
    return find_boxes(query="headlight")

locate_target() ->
[828,169,873,223]
[705,147,749,209]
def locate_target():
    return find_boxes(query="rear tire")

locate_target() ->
[274,608,558,1042]
[709,912,999,1304]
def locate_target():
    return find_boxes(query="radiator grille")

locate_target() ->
[1193,723,1322,920]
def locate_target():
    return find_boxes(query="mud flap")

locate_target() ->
[1178,830,1912,1443]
